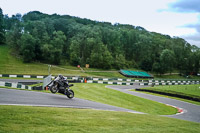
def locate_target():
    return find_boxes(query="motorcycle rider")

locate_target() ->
[58,74,68,86]
[48,74,74,99]
[57,74,69,94]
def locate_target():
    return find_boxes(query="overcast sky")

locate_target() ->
[1,0,200,47]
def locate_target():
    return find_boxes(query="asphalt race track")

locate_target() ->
[0,88,142,114]
[107,85,200,123]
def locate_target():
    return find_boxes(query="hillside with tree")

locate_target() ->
[1,9,200,76]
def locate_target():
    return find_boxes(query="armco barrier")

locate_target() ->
[0,74,46,79]
[0,74,136,86]
[1,74,200,86]
[0,74,142,82]
[0,81,33,90]
[0,81,44,90]
[148,79,200,83]
[140,82,200,86]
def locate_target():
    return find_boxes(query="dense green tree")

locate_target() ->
[69,37,81,66]
[4,13,22,31]
[20,33,36,62]
[41,43,53,62]
[50,31,66,64]
[90,43,113,69]
[114,54,126,69]
[160,49,175,74]
[140,57,153,72]
[152,62,164,75]
[6,25,22,52]
[23,11,48,22]
[194,51,200,74]
[0,8,5,44]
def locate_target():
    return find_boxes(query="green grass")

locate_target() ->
[0,105,199,133]
[132,89,200,105]
[135,84,200,105]
[152,85,200,96]
[72,83,177,115]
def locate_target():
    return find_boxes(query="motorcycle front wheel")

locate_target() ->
[50,84,58,93]
[66,90,74,99]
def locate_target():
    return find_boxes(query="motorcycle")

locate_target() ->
[47,75,74,99]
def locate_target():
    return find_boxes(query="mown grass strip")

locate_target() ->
[73,83,177,115]
[0,105,199,133]
[135,85,200,102]
[132,89,200,105]
[136,88,200,102]
[152,85,200,96]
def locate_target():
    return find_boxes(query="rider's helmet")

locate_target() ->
[58,74,64,79]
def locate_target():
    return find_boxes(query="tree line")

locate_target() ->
[0,8,199,75]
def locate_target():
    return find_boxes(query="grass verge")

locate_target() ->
[134,85,200,105]
[0,105,199,133]
[149,85,200,96]
[73,83,177,115]
[132,89,200,105]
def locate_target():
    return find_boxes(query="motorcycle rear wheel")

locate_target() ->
[66,90,74,99]
[50,84,58,93]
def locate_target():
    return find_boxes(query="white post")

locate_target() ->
[48,65,51,76]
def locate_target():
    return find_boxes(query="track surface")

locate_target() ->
[107,85,200,123]
[0,88,142,114]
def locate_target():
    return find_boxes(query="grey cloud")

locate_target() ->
[183,23,200,47]
[182,33,200,47]
[182,33,200,41]
[168,0,200,47]
[169,0,200,13]
[183,23,200,33]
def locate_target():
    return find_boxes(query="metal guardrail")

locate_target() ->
[1,74,200,86]
[0,81,32,90]
[140,82,200,86]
